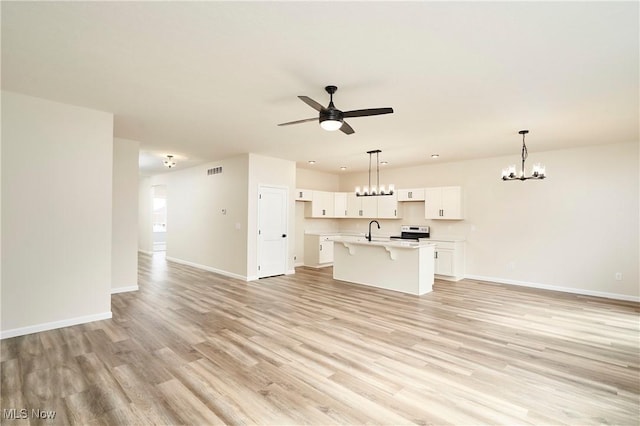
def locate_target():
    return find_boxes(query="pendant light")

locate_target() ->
[501,130,546,181]
[355,150,395,196]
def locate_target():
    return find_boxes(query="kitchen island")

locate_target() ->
[332,238,435,295]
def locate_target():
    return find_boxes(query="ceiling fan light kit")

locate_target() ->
[278,85,393,135]
[356,150,395,197]
[501,130,546,181]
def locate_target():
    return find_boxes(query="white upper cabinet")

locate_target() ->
[424,186,464,220]
[362,197,378,218]
[334,192,348,218]
[346,192,362,218]
[295,188,313,201]
[346,192,400,218]
[305,190,335,218]
[377,194,402,219]
[346,193,377,218]
[397,188,425,201]
[302,190,402,219]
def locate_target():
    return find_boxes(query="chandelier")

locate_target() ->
[502,130,546,181]
[355,150,394,196]
[163,155,176,169]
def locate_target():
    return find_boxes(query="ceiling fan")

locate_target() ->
[277,85,394,135]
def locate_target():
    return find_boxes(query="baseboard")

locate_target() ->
[465,274,640,302]
[138,249,153,255]
[435,274,464,282]
[295,261,304,268]
[303,263,333,269]
[166,256,249,281]
[1,311,113,340]
[286,269,296,275]
[111,285,139,294]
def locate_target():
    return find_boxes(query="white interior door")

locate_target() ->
[258,185,288,278]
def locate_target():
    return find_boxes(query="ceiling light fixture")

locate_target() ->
[431,154,440,159]
[340,166,347,171]
[319,86,344,131]
[319,116,343,131]
[308,160,316,165]
[502,130,546,181]
[163,155,176,168]
[355,150,394,197]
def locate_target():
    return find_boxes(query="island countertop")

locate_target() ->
[332,236,435,249]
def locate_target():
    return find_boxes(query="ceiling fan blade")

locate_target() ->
[340,121,355,135]
[298,96,326,112]
[277,117,318,126]
[343,107,394,118]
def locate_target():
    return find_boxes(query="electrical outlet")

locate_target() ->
[615,272,623,281]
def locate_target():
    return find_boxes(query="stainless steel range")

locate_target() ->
[390,225,430,241]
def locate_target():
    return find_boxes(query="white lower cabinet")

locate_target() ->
[304,235,335,268]
[430,239,465,281]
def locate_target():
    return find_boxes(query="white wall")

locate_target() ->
[296,168,340,191]
[247,153,296,278]
[1,91,114,338]
[335,141,639,300]
[138,176,153,254]
[112,138,139,293]
[155,154,250,279]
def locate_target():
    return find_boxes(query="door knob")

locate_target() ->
[282,234,287,238]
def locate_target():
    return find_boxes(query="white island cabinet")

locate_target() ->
[333,239,435,295]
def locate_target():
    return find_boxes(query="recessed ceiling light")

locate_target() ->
[431,154,440,159]
[308,160,316,165]
[340,166,347,171]
[380,161,388,166]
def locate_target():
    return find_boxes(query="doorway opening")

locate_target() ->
[152,185,167,252]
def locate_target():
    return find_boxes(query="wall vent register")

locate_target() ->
[207,166,223,175]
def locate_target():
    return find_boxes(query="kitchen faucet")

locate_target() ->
[367,220,380,242]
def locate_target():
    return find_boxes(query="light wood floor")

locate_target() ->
[2,253,639,425]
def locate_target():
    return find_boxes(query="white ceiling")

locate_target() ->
[2,1,638,175]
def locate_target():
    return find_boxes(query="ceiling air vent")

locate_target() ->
[207,166,223,176]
